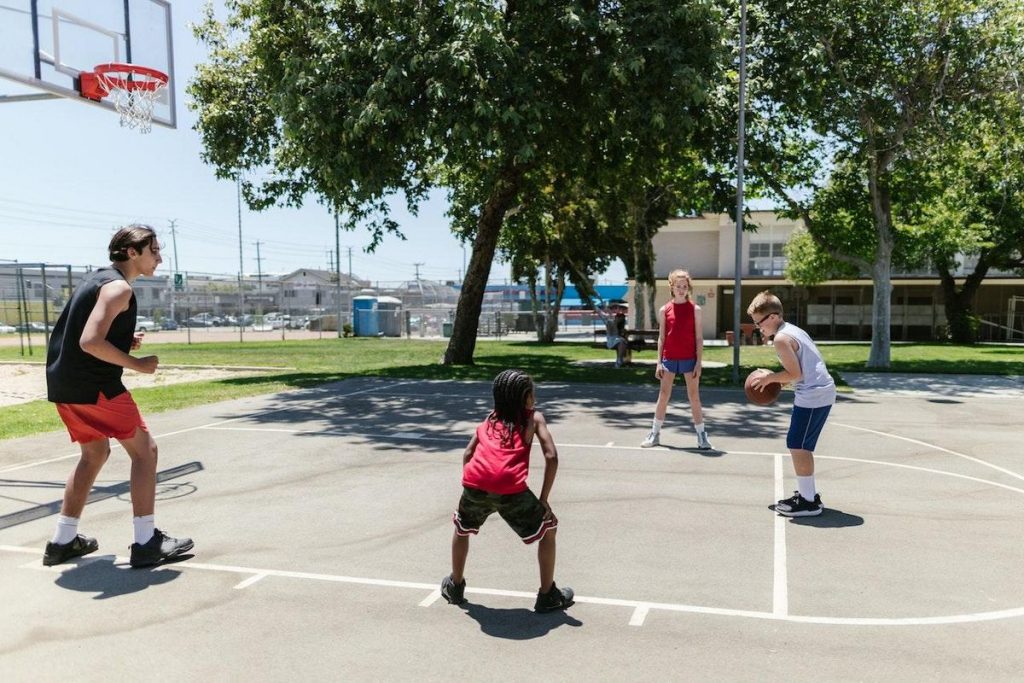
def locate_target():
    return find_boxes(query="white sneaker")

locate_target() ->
[641,432,660,448]
[696,432,712,450]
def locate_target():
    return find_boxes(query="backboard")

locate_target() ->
[0,0,176,129]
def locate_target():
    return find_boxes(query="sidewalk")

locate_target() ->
[842,372,1024,398]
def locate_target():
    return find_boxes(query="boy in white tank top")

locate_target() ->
[747,291,836,517]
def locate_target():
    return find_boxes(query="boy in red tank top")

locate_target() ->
[441,369,574,613]
[641,269,713,450]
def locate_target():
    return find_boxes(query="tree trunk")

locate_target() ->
[541,269,564,343]
[443,166,523,365]
[938,254,989,343]
[866,163,895,369]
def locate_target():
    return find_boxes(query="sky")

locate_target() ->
[0,0,628,286]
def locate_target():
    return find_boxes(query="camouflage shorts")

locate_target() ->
[453,486,556,544]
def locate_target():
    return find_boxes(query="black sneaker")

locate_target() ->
[773,491,823,517]
[43,534,98,566]
[534,582,574,613]
[129,528,194,568]
[441,575,466,605]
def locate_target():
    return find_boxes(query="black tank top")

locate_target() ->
[46,268,137,404]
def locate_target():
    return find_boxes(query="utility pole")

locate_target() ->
[169,219,179,322]
[347,246,353,327]
[236,177,245,342]
[335,212,342,338]
[253,240,265,317]
[732,0,748,385]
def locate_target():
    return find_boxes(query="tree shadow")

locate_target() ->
[457,601,583,639]
[53,554,188,599]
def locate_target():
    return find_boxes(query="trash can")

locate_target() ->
[442,321,453,337]
[352,295,378,337]
[376,296,402,337]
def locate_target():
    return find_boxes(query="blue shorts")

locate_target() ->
[661,359,697,374]
[787,405,832,451]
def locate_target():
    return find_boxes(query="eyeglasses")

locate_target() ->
[753,312,775,329]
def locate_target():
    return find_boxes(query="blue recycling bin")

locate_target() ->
[352,296,379,337]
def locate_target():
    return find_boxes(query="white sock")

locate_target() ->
[133,515,155,545]
[651,418,664,434]
[694,423,706,435]
[797,475,817,501]
[52,515,79,545]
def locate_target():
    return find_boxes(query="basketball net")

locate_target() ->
[80,64,168,134]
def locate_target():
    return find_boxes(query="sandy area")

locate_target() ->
[0,362,271,407]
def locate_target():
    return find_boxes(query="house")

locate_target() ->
[633,211,1024,342]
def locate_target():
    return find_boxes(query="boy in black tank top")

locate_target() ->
[43,226,193,568]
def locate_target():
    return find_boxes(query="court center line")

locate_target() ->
[3,544,1023,626]
[773,454,788,617]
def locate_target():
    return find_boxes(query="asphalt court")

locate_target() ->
[1,376,1023,680]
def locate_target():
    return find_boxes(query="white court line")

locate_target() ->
[773,454,788,617]
[629,604,650,626]
[0,381,412,474]
[168,425,1024,499]
[234,573,267,590]
[833,422,1024,484]
[419,589,442,607]
[3,544,1023,626]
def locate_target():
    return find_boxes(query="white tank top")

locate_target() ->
[775,322,836,408]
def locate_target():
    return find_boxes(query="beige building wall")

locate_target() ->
[639,211,802,338]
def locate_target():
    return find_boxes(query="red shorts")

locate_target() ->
[55,391,148,443]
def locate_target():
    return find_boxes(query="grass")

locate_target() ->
[1,337,1020,441]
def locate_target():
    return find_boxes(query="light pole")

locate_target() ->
[335,212,342,338]
[236,177,245,342]
[732,0,748,385]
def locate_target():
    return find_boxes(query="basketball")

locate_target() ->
[745,370,781,406]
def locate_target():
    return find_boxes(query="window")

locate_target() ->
[748,242,787,275]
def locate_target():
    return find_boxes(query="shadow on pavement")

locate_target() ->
[54,554,186,599]
[789,508,864,528]
[459,602,583,639]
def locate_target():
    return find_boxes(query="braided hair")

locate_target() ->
[109,224,157,262]
[488,369,535,446]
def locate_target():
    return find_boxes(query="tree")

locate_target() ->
[746,0,1023,366]
[912,102,1024,342]
[190,0,725,364]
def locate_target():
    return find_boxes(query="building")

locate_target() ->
[635,211,1024,342]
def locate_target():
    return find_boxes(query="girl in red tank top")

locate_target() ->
[641,269,713,450]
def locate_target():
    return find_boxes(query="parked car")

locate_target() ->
[15,322,48,333]
[186,314,215,327]
[136,316,159,332]
[0,323,15,334]
[160,319,179,330]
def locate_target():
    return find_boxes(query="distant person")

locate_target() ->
[441,369,573,613]
[747,290,836,517]
[43,225,193,568]
[641,269,712,450]
[596,304,631,367]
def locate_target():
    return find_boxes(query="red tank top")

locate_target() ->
[662,301,697,361]
[462,411,533,495]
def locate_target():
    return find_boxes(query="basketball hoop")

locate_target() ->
[79,63,169,133]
